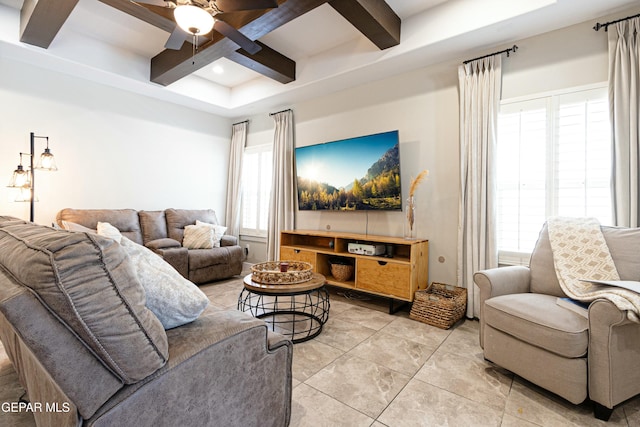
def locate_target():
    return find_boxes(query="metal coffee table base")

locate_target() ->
[238,285,330,344]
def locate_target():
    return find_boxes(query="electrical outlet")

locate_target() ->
[244,244,250,257]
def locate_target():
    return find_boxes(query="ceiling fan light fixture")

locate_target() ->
[174,4,214,35]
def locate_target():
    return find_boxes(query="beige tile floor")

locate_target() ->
[2,273,640,426]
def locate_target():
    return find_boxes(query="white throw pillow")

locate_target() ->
[97,223,209,329]
[195,220,227,248]
[183,224,215,249]
[97,222,122,243]
[61,220,97,234]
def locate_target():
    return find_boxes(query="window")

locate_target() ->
[497,86,612,264]
[240,144,272,237]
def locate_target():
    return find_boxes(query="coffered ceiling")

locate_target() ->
[0,0,637,117]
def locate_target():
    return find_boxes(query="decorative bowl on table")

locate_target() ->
[251,261,313,284]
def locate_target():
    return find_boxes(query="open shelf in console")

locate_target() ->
[280,231,336,253]
[336,238,412,263]
[316,253,356,288]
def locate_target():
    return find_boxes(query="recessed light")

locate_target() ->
[212,65,224,74]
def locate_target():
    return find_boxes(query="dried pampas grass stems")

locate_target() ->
[409,170,429,197]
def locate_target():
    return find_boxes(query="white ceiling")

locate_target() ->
[0,0,637,118]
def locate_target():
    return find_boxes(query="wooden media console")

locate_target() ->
[280,230,428,312]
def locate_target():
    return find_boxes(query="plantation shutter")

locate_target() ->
[241,146,272,237]
[496,86,611,265]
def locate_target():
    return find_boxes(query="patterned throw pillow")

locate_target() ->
[182,224,215,249]
[195,220,228,248]
[97,222,209,329]
[119,237,209,329]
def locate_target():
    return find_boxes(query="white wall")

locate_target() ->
[501,11,609,99]
[240,7,633,285]
[0,57,231,226]
[293,64,460,285]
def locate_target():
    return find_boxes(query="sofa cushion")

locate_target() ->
[220,235,238,247]
[0,289,124,420]
[56,208,144,245]
[0,217,168,384]
[84,310,292,427]
[165,208,218,243]
[139,210,168,244]
[145,238,181,250]
[601,226,640,280]
[189,248,230,269]
[529,224,567,297]
[484,293,588,358]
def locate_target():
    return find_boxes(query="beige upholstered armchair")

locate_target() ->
[474,223,640,421]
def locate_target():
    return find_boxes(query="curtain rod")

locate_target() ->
[463,45,518,64]
[269,108,292,116]
[233,119,249,126]
[593,12,640,31]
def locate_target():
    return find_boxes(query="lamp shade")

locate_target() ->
[14,186,37,202]
[36,148,57,171]
[7,164,31,188]
[174,5,214,35]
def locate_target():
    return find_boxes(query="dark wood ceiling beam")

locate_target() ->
[151,0,329,86]
[20,0,79,48]
[329,0,400,50]
[226,41,295,84]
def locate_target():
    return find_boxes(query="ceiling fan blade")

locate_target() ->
[213,20,261,54]
[165,26,190,50]
[133,0,169,6]
[213,0,277,13]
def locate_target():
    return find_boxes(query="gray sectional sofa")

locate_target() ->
[56,208,243,284]
[0,216,292,426]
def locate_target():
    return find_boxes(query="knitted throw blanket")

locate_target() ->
[547,216,640,322]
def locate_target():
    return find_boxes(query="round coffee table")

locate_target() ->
[237,272,330,343]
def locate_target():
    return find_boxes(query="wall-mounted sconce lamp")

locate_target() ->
[7,132,58,222]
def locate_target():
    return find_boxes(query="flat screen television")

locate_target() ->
[295,130,401,211]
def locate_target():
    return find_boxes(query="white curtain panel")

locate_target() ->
[267,110,296,261]
[457,56,501,318]
[225,121,247,239]
[609,17,640,227]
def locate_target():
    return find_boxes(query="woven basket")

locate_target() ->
[251,261,313,284]
[330,263,354,281]
[410,283,467,329]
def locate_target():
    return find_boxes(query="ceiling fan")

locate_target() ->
[133,0,278,54]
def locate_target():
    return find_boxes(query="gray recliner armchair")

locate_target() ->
[474,223,640,420]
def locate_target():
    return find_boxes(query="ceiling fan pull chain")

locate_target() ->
[192,34,197,65]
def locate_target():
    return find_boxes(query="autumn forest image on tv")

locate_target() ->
[295,131,402,211]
